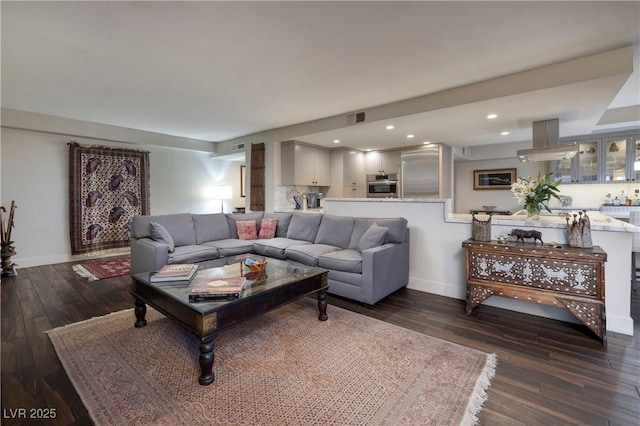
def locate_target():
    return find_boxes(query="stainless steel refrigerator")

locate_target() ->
[400,145,452,198]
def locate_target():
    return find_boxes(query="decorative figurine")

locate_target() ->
[566,210,593,248]
[508,228,543,244]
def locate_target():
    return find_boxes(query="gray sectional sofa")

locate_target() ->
[130,211,409,305]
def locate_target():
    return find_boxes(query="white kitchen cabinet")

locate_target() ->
[330,148,365,198]
[365,150,400,175]
[343,150,365,197]
[281,141,331,186]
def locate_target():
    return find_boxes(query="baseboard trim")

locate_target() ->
[407,276,634,336]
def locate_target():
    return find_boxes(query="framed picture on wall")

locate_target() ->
[473,168,516,190]
[240,165,246,197]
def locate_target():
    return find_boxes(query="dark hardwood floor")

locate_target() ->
[2,259,639,425]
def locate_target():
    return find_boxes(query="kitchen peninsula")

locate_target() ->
[323,198,637,336]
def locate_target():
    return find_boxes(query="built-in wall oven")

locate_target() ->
[366,173,399,198]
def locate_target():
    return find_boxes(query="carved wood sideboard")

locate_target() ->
[462,239,607,345]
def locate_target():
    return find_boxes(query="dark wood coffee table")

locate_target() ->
[130,255,328,385]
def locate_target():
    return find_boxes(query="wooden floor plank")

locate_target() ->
[1,259,639,425]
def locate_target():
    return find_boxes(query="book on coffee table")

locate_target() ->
[189,276,246,301]
[150,263,198,283]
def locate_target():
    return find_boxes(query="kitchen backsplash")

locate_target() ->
[547,182,640,208]
[274,185,326,211]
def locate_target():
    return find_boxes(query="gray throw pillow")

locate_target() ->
[358,223,388,252]
[150,222,175,252]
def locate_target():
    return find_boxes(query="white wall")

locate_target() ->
[455,156,640,214]
[1,127,244,268]
[454,157,545,214]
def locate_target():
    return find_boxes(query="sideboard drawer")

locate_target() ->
[468,251,601,297]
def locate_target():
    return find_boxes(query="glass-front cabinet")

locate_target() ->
[576,140,600,183]
[629,135,640,182]
[550,139,599,183]
[550,131,639,184]
[603,136,628,183]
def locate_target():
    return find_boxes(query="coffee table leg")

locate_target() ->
[134,299,147,328]
[199,336,215,385]
[317,289,328,321]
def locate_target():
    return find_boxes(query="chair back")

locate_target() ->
[630,210,640,252]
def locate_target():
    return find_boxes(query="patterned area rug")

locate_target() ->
[47,299,496,425]
[72,257,130,281]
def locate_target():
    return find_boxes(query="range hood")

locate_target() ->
[516,119,578,162]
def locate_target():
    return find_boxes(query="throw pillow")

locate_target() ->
[150,222,175,252]
[259,218,278,239]
[358,223,388,252]
[236,220,258,240]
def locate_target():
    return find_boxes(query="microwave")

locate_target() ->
[366,173,398,198]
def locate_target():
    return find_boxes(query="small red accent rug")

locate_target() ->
[72,257,130,281]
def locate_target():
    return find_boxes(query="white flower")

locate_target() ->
[510,172,561,213]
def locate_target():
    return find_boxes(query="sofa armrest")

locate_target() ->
[130,238,170,275]
[360,241,410,305]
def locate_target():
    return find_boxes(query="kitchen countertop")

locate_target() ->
[276,208,323,214]
[599,204,640,219]
[323,197,637,232]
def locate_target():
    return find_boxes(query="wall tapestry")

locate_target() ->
[69,142,150,255]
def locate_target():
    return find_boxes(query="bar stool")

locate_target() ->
[630,210,640,292]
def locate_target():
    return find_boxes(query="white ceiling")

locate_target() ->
[2,1,639,152]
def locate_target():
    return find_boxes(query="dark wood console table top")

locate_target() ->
[131,256,328,385]
[462,239,607,345]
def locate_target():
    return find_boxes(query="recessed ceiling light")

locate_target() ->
[333,139,340,144]
[407,134,415,139]
[501,131,510,136]
[487,114,498,119]
[386,125,394,130]
[423,141,430,144]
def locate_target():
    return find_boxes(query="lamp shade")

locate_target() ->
[210,185,233,200]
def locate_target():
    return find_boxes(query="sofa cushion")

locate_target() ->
[284,244,340,266]
[259,218,278,239]
[328,269,363,288]
[263,213,293,238]
[253,237,311,259]
[227,212,263,238]
[132,213,197,246]
[318,249,362,274]
[358,223,388,252]
[192,213,231,244]
[286,213,323,242]
[237,220,258,240]
[349,217,407,249]
[167,245,220,264]
[314,215,354,249]
[149,222,175,252]
[203,239,255,257]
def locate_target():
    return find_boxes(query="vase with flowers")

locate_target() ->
[511,172,561,220]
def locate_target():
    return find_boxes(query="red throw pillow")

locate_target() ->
[259,218,278,239]
[236,220,258,240]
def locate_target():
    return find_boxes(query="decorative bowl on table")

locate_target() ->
[244,258,267,272]
[482,205,496,211]
[244,270,268,282]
